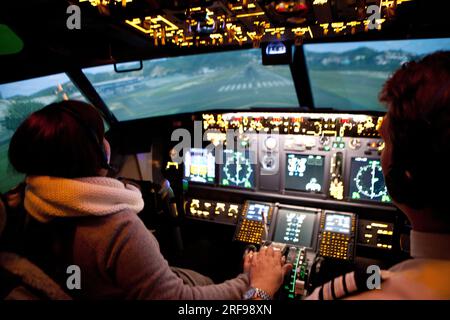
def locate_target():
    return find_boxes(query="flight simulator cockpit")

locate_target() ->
[1,0,450,302]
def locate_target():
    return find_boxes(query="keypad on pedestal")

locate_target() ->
[319,232,351,260]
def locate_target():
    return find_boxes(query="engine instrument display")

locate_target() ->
[273,208,317,247]
[349,157,391,203]
[285,154,325,193]
[184,148,216,184]
[220,150,255,189]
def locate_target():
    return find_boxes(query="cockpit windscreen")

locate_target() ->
[0,73,86,193]
[83,49,298,121]
[304,38,450,112]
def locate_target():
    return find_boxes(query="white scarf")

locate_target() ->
[25,176,145,223]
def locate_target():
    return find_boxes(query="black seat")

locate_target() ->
[0,195,71,300]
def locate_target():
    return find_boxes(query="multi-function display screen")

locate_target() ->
[325,213,351,234]
[273,208,317,247]
[184,148,215,184]
[285,154,325,193]
[349,157,391,203]
[245,202,271,222]
[220,150,256,189]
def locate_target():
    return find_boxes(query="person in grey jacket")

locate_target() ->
[7,100,290,300]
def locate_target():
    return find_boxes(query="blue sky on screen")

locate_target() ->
[0,73,71,98]
[304,38,450,55]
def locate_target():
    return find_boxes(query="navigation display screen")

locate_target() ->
[349,157,391,203]
[285,154,325,193]
[219,150,255,189]
[273,208,317,247]
[325,213,351,234]
[184,148,215,184]
[245,202,271,222]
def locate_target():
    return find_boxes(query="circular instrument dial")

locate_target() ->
[223,152,253,186]
[354,160,388,200]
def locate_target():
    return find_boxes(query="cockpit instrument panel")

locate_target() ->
[196,112,391,207]
[234,201,273,244]
[203,112,383,137]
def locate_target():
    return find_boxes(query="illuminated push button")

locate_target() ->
[190,199,200,214]
[215,203,226,215]
[228,205,239,217]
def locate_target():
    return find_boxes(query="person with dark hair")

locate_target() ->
[6,100,290,299]
[307,51,450,300]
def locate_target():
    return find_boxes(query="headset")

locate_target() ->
[59,105,112,171]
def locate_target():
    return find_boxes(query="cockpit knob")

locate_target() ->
[264,136,277,150]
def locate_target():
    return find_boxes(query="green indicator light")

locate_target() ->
[182,179,189,192]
